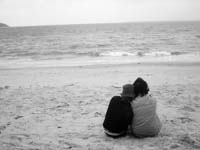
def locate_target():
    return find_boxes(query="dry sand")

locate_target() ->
[0,63,200,150]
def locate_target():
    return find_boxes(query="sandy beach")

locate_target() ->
[0,63,200,150]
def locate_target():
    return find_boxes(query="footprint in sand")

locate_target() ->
[180,106,196,112]
[0,122,11,134]
[178,117,194,123]
[0,86,10,90]
[81,111,89,115]
[14,115,23,120]
[178,134,200,149]
[58,140,82,149]
[0,125,6,133]
[9,133,30,142]
[4,86,10,89]
[94,112,103,117]
[170,143,182,149]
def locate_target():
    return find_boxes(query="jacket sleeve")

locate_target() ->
[103,97,117,129]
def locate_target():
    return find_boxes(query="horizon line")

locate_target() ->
[5,19,200,28]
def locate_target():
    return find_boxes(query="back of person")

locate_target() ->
[103,96,133,137]
[131,77,162,138]
[131,95,161,137]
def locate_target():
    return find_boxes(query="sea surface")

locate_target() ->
[0,21,200,68]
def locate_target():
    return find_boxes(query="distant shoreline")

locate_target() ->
[0,23,9,28]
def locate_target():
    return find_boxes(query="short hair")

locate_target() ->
[133,77,149,97]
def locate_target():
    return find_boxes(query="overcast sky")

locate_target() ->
[0,0,200,26]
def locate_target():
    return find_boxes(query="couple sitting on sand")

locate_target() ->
[103,77,162,138]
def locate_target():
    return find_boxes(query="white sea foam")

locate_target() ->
[100,51,136,57]
[99,51,191,57]
[145,51,171,56]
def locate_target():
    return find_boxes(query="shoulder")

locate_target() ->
[148,95,157,104]
[109,96,121,103]
[133,94,156,106]
[112,95,121,99]
[111,96,121,100]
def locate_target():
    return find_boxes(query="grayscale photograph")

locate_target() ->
[0,0,200,149]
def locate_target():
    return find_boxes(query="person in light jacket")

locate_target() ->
[131,77,162,138]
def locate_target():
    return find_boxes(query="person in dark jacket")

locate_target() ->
[103,84,134,138]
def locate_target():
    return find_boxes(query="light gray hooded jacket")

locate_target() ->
[131,95,162,137]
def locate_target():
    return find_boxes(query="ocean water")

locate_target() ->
[0,21,200,68]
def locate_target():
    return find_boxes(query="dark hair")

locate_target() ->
[133,77,149,97]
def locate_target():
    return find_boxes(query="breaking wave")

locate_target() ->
[97,51,187,57]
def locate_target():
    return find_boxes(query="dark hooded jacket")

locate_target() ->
[103,96,133,134]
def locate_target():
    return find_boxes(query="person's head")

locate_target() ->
[133,77,149,97]
[121,84,135,100]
